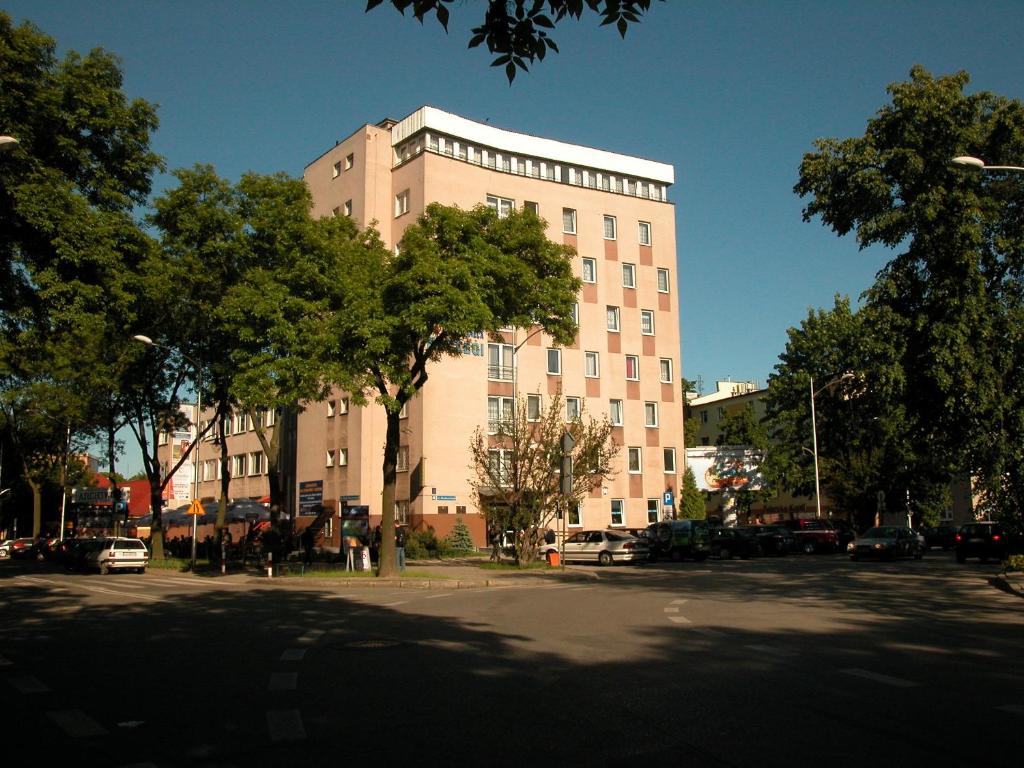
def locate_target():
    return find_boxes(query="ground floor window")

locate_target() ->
[610,499,624,526]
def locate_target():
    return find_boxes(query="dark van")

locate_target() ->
[646,519,711,562]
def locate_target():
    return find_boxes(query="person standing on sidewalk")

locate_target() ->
[395,525,407,572]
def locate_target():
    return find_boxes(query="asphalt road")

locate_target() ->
[1,552,1021,767]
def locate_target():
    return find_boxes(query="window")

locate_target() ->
[486,194,514,218]
[610,499,625,526]
[622,263,636,288]
[395,500,409,524]
[332,161,341,178]
[395,190,410,217]
[566,396,581,421]
[647,498,660,523]
[488,449,512,486]
[627,447,642,473]
[625,355,640,381]
[203,459,217,482]
[263,409,276,427]
[232,454,246,478]
[437,506,449,515]
[524,201,539,215]
[233,413,247,433]
[582,257,597,283]
[603,215,617,240]
[663,448,676,473]
[639,221,652,245]
[657,267,671,293]
[717,406,726,421]
[641,309,655,335]
[397,446,409,472]
[645,402,658,428]
[399,401,408,419]
[527,394,542,421]
[327,400,337,417]
[344,153,354,171]
[547,348,562,375]
[326,449,335,467]
[343,200,352,216]
[660,358,673,384]
[569,502,582,527]
[609,399,624,426]
[562,208,577,234]
[572,302,579,327]
[248,452,265,475]
[487,343,513,381]
[584,351,600,378]
[332,206,340,217]
[337,448,348,466]
[700,410,708,424]
[487,396,514,433]
[338,397,349,415]
[606,305,620,332]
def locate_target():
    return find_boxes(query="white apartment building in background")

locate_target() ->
[178,107,684,547]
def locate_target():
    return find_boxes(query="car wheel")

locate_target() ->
[694,552,709,562]
[99,562,109,575]
[850,554,859,561]
[719,547,732,560]
[598,551,613,566]
[803,541,816,554]
[914,548,923,560]
[670,548,684,562]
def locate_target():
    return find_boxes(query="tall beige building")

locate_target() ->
[184,107,683,547]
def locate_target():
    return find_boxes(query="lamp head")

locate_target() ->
[132,334,154,345]
[951,156,985,169]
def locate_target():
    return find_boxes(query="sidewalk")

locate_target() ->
[993,570,1024,598]
[249,556,598,588]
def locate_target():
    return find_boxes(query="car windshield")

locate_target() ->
[863,527,899,538]
[605,532,633,542]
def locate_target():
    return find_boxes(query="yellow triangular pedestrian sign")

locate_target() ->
[187,499,205,516]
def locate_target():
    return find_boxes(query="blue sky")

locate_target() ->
[6,1,1024,401]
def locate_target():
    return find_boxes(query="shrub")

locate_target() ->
[1004,554,1024,573]
[444,518,476,554]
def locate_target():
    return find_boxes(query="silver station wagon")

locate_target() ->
[560,529,649,566]
[85,537,149,574]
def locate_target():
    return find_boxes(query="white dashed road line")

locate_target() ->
[840,668,919,688]
[48,709,108,737]
[266,709,306,742]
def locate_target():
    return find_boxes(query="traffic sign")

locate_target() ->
[187,499,205,516]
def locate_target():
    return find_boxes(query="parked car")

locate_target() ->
[0,539,12,559]
[849,526,923,561]
[955,522,1006,563]
[922,525,958,550]
[739,525,790,556]
[84,537,149,574]
[831,519,857,551]
[710,527,762,560]
[645,519,711,562]
[62,538,106,571]
[782,519,840,554]
[8,537,41,560]
[558,530,649,566]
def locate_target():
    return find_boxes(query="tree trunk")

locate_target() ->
[377,409,401,577]
[149,477,165,559]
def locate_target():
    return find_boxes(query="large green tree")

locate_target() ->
[795,66,1024,525]
[366,0,660,82]
[331,203,580,576]
[0,13,162,536]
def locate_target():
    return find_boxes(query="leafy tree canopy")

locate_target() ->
[365,0,661,82]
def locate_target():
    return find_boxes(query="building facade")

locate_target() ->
[168,107,684,546]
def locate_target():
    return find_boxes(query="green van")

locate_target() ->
[645,519,711,562]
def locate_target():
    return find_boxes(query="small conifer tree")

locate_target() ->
[446,518,477,554]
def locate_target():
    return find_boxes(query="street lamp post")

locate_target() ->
[133,334,202,570]
[951,156,1024,173]
[810,373,853,519]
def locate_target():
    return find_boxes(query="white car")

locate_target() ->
[555,530,650,566]
[84,537,149,574]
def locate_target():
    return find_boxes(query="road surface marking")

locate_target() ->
[668,615,692,624]
[297,629,324,644]
[48,709,108,737]
[746,644,797,658]
[75,584,162,602]
[840,668,918,688]
[424,592,456,599]
[268,672,298,691]
[280,649,306,661]
[380,600,408,607]
[8,675,50,694]
[267,709,306,742]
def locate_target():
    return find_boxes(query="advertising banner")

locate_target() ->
[686,446,764,493]
[298,480,324,516]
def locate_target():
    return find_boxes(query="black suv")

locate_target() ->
[710,527,762,559]
[955,522,1005,563]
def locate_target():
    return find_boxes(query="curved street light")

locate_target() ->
[133,334,203,569]
[0,136,18,153]
[951,155,1024,173]
[810,372,854,519]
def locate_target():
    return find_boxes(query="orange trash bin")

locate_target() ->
[546,550,560,566]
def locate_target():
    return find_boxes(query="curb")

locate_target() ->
[993,573,1024,598]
